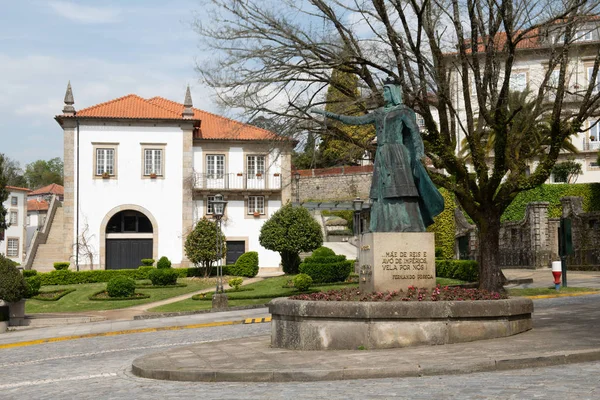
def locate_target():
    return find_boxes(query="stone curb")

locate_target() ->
[133,304,267,320]
[131,348,600,383]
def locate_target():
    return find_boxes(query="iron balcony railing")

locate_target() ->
[582,139,600,151]
[193,172,282,191]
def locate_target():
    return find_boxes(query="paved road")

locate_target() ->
[1,296,599,399]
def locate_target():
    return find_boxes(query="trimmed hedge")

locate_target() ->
[24,275,42,298]
[427,188,456,260]
[312,247,336,258]
[299,253,353,284]
[149,268,179,286]
[107,277,136,298]
[23,269,38,278]
[293,274,313,291]
[32,289,76,301]
[228,251,259,277]
[53,262,70,270]
[36,266,236,286]
[435,259,479,282]
[88,290,150,301]
[141,258,155,267]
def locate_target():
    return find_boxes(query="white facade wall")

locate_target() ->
[1,189,28,264]
[75,124,184,268]
[192,142,284,268]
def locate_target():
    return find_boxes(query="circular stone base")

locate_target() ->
[268,298,533,350]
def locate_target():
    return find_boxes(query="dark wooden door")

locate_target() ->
[106,239,152,270]
[226,241,245,265]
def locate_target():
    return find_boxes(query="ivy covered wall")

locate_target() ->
[502,183,600,222]
[428,188,456,260]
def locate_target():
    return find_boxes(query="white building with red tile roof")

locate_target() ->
[1,186,30,264]
[42,84,293,272]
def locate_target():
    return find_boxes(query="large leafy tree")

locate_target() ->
[259,203,323,274]
[195,0,600,291]
[184,218,227,277]
[318,68,375,167]
[24,158,63,189]
[0,154,27,188]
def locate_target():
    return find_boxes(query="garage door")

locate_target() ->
[226,241,245,265]
[106,239,153,270]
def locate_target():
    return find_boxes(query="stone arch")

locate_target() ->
[99,204,159,270]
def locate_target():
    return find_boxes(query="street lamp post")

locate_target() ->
[352,197,364,271]
[211,194,228,309]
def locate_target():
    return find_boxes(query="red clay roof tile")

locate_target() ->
[29,183,64,196]
[27,199,49,212]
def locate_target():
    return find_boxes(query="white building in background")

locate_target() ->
[1,186,30,264]
[446,18,600,183]
[33,84,293,272]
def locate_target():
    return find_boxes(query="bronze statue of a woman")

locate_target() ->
[312,82,444,232]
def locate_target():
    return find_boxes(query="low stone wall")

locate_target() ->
[268,297,533,350]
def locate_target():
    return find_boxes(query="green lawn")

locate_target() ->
[148,276,468,313]
[25,278,215,313]
[507,286,599,297]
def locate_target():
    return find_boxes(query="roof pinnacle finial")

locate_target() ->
[63,81,75,116]
[182,85,194,119]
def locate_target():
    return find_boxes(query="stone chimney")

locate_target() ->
[62,81,75,116]
[182,85,194,119]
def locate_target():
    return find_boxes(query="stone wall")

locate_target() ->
[294,166,373,202]
[562,197,600,270]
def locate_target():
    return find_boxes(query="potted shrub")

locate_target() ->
[102,172,110,179]
[236,172,243,176]
[150,172,157,179]
[256,173,262,177]
[253,211,261,217]
[591,136,596,141]
[273,173,280,177]
[0,255,27,327]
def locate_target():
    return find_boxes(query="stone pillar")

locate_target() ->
[561,196,584,218]
[526,202,550,268]
[62,120,76,265]
[181,124,195,268]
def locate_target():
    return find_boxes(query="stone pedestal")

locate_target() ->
[358,232,436,293]
[8,299,26,327]
[212,293,228,310]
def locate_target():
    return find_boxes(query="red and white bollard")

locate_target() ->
[552,261,562,291]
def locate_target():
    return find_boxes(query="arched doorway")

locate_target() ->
[104,209,154,270]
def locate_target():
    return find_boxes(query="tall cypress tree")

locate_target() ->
[0,154,10,236]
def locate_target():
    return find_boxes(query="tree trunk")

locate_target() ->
[281,251,301,274]
[477,215,507,292]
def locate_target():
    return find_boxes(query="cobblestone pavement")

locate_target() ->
[1,296,599,399]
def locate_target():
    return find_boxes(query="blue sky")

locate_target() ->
[0,0,219,168]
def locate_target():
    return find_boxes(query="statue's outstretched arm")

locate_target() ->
[311,109,376,126]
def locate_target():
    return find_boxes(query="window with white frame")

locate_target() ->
[206,155,225,179]
[96,148,115,176]
[144,149,163,176]
[509,72,527,92]
[588,67,600,93]
[10,211,17,225]
[26,216,30,226]
[574,28,593,42]
[10,196,17,206]
[589,120,600,142]
[248,196,265,215]
[247,155,265,177]
[7,238,18,257]
[206,195,215,215]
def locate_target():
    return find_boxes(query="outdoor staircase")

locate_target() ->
[31,207,67,272]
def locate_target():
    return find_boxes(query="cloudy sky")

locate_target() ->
[0,0,218,168]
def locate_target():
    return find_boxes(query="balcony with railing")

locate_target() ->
[582,139,600,152]
[193,172,282,192]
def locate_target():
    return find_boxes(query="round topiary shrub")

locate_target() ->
[311,246,336,258]
[149,268,179,286]
[141,259,155,267]
[53,262,70,271]
[228,251,259,277]
[136,266,155,279]
[156,256,172,269]
[293,274,313,292]
[0,255,27,303]
[106,277,136,298]
[24,275,42,298]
